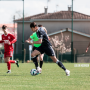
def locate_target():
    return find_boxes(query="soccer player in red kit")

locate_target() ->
[0,25,19,73]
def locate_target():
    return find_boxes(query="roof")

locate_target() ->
[15,11,90,22]
[15,13,51,21]
[48,28,90,38]
[32,11,90,19]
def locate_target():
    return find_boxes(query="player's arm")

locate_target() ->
[27,38,42,44]
[9,34,16,45]
[43,27,50,40]
[25,38,33,44]
[43,27,47,34]
[33,39,42,44]
[86,42,90,52]
[0,40,4,43]
[26,33,34,44]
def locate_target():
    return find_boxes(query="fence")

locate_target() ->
[0,41,90,63]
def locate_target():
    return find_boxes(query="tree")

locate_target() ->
[50,31,71,60]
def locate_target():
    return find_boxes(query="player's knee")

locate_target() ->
[31,53,35,58]
[40,57,43,61]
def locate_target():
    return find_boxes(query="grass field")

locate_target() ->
[0,63,90,90]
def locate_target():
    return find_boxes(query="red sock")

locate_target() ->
[10,60,15,63]
[7,61,11,70]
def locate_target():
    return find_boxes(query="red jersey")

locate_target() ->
[0,33,16,52]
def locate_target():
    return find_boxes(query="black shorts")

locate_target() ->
[36,45,55,56]
[33,46,37,51]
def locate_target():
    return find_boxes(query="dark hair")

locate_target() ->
[2,25,7,29]
[30,22,37,28]
[38,24,43,27]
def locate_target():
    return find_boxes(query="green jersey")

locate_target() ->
[30,32,41,47]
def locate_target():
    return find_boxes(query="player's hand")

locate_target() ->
[25,40,30,43]
[8,41,11,45]
[25,40,33,44]
[86,47,89,52]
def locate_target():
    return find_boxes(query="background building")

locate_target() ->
[15,7,90,62]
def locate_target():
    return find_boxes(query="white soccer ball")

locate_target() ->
[30,69,37,76]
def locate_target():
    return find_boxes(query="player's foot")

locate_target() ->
[6,71,11,74]
[65,69,70,76]
[36,70,39,75]
[39,68,42,74]
[16,60,19,67]
[37,67,42,74]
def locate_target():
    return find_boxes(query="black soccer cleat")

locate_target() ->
[16,60,19,67]
[6,71,11,73]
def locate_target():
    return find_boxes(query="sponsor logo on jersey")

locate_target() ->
[4,40,9,44]
[8,36,10,39]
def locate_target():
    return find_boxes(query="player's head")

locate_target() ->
[38,24,43,27]
[38,24,47,33]
[30,22,38,32]
[2,25,7,30]
[2,25,8,33]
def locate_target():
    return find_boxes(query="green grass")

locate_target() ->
[0,63,90,90]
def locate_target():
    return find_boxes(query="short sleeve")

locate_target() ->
[36,31,43,39]
[30,34,33,39]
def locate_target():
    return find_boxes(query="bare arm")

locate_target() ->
[25,38,32,44]
[86,42,90,52]
[26,37,42,45]
[33,39,42,44]
[43,27,47,34]
[87,42,90,48]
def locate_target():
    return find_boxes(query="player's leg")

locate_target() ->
[4,52,11,73]
[31,49,43,73]
[31,49,41,57]
[9,60,19,67]
[39,54,44,68]
[32,47,39,69]
[37,54,44,74]
[50,56,70,76]
[4,57,11,73]
[5,51,19,69]
[9,51,19,67]
[32,56,39,69]
[31,50,41,69]
[44,46,70,76]
[50,56,66,70]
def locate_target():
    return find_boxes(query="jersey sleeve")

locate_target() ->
[37,31,43,39]
[10,34,16,44]
[30,34,33,39]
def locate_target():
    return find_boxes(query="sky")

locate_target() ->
[0,0,90,24]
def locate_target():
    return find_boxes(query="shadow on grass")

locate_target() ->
[0,75,21,76]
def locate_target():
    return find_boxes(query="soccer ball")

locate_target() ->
[30,69,37,76]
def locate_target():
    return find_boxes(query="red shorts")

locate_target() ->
[4,51,13,58]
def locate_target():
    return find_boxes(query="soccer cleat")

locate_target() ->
[36,70,39,75]
[6,71,11,74]
[65,69,70,76]
[16,60,19,67]
[37,67,42,74]
[39,68,42,74]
